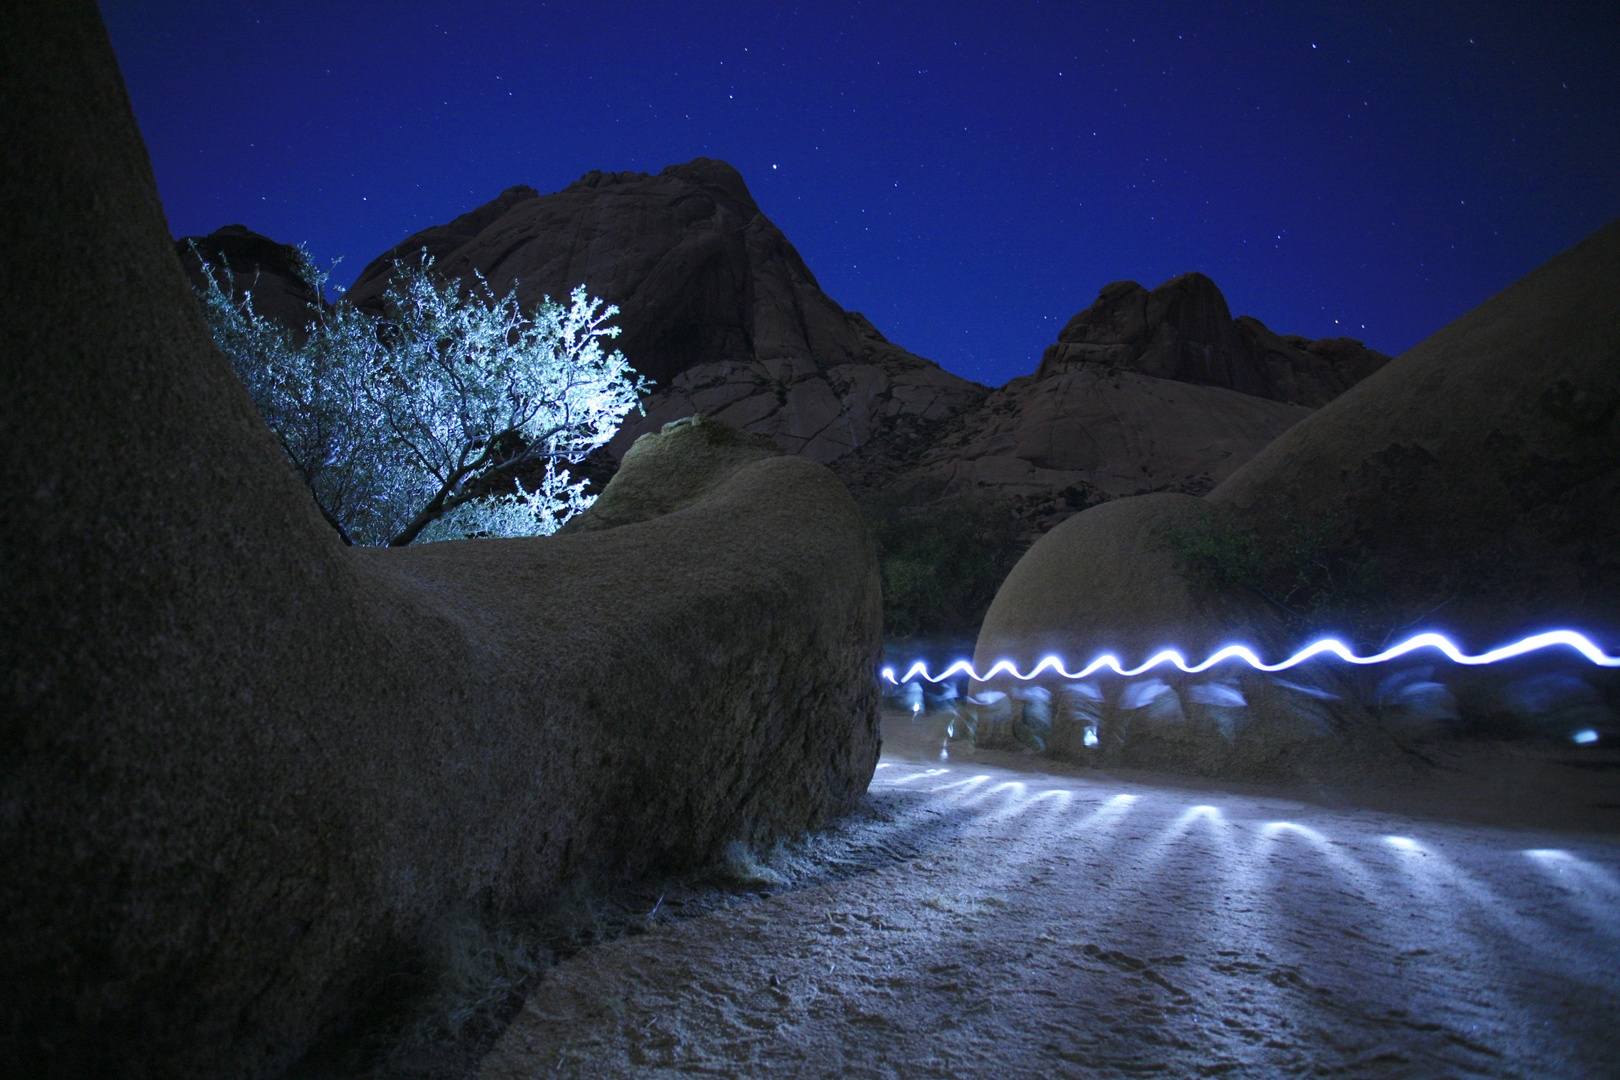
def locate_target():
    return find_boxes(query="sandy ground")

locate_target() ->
[477,713,1620,1079]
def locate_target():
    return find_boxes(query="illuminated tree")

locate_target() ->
[191,246,644,545]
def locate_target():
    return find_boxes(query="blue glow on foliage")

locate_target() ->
[879,630,1620,685]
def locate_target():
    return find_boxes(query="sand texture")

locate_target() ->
[480,714,1620,1079]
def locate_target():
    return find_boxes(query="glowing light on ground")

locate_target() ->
[1572,728,1600,744]
[1056,789,1138,840]
[886,767,950,784]
[962,780,1027,812]
[1523,848,1620,896]
[880,629,1620,685]
[1167,803,1230,836]
[1255,822,1384,904]
[929,774,990,796]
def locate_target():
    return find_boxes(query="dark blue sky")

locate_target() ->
[103,0,1618,388]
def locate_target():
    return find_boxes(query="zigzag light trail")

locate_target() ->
[881,630,1620,686]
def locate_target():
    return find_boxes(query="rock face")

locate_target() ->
[826,274,1380,531]
[1040,273,1392,407]
[893,365,1311,503]
[175,223,324,334]
[0,10,881,1079]
[342,159,988,463]
[610,317,983,462]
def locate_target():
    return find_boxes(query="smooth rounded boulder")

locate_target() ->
[0,7,881,1078]
[971,494,1306,776]
[974,492,1285,676]
[558,412,784,533]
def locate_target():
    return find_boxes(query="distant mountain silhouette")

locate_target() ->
[182,159,1389,534]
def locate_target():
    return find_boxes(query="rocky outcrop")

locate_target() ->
[194,169,1392,532]
[607,319,984,463]
[175,223,324,334]
[970,218,1620,776]
[604,267,1384,486]
[823,274,1382,529]
[898,365,1311,503]
[1233,317,1392,407]
[341,159,988,464]
[0,10,881,1079]
[1040,273,1392,407]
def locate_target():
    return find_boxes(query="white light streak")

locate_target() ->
[1522,848,1571,861]
[1177,803,1225,826]
[882,630,1620,685]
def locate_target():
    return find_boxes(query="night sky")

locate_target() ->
[102,0,1618,389]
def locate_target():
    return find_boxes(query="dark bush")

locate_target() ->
[861,488,1026,638]
[1161,509,1390,646]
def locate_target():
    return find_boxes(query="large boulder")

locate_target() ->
[0,8,881,1078]
[559,413,784,534]
[1210,217,1620,647]
[967,494,1329,779]
[973,493,1285,674]
[342,160,987,464]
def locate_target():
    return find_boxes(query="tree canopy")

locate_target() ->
[191,247,644,545]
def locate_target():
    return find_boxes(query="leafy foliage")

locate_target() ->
[1162,510,1389,643]
[191,245,645,545]
[862,490,1026,638]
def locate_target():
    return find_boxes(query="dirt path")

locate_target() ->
[479,717,1620,1079]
